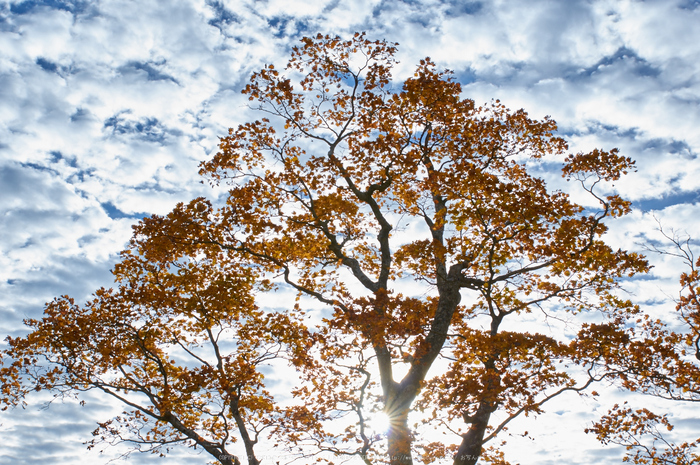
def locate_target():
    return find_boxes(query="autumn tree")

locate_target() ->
[1,33,671,465]
[1,209,311,465]
[586,229,700,464]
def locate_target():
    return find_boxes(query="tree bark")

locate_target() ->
[230,395,260,465]
[387,408,413,465]
[452,404,494,465]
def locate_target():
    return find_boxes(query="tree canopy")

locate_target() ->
[2,33,699,465]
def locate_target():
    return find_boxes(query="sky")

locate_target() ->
[1,0,700,464]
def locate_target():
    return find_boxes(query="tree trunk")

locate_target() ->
[230,395,260,465]
[387,408,413,465]
[452,405,493,465]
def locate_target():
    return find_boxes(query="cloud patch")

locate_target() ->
[9,0,89,16]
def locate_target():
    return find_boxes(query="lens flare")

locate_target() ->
[372,411,392,434]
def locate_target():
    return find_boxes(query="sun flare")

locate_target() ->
[372,412,392,434]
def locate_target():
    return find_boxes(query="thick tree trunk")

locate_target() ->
[452,405,493,465]
[387,408,413,465]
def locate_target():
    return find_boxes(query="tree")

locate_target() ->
[586,229,700,465]
[587,402,700,465]
[1,33,664,465]
[1,212,311,465]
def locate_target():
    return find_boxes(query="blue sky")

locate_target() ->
[1,0,700,464]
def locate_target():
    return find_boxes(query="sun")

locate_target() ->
[371,411,392,434]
